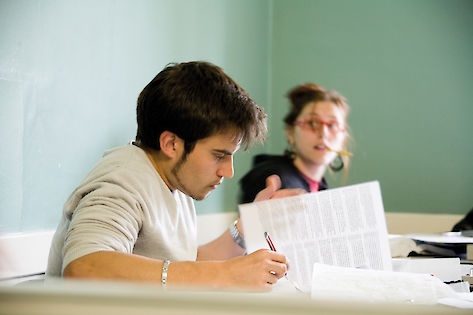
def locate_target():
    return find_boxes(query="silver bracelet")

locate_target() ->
[161,259,171,288]
[229,219,246,250]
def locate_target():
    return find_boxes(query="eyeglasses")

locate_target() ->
[293,118,345,134]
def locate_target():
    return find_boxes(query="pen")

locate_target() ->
[264,231,302,291]
[264,231,277,251]
[326,145,353,157]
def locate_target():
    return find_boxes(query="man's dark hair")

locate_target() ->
[136,61,267,154]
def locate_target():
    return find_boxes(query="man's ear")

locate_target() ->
[159,131,179,158]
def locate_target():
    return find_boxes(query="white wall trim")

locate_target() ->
[0,213,238,281]
[0,230,55,280]
[2,212,460,282]
[197,212,237,245]
[385,212,462,234]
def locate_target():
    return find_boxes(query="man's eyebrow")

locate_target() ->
[212,149,234,156]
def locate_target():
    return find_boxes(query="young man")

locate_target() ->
[47,61,302,290]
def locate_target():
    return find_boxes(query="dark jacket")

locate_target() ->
[452,207,473,231]
[239,154,328,204]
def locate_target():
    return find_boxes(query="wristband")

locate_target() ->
[229,219,246,250]
[161,259,171,288]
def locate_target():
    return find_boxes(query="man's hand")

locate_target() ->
[221,249,289,290]
[254,175,306,202]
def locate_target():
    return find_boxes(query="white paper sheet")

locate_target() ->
[391,257,462,282]
[239,181,392,292]
[310,263,458,305]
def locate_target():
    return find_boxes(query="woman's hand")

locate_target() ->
[254,175,306,202]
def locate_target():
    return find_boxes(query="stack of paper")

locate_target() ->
[407,233,473,259]
[389,234,422,258]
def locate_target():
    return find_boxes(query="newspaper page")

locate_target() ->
[239,181,392,293]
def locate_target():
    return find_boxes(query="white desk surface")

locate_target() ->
[0,278,470,315]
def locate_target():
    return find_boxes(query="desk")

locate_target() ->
[0,278,470,315]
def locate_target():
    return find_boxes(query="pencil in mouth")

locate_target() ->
[326,146,353,157]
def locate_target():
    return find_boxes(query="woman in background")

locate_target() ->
[239,83,351,203]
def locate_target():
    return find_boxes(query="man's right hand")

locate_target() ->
[221,249,289,290]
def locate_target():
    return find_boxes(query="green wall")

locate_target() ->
[0,0,271,232]
[269,0,473,214]
[1,0,472,234]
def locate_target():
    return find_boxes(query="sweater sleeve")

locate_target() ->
[62,177,143,272]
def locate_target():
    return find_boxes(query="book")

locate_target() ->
[406,233,473,260]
